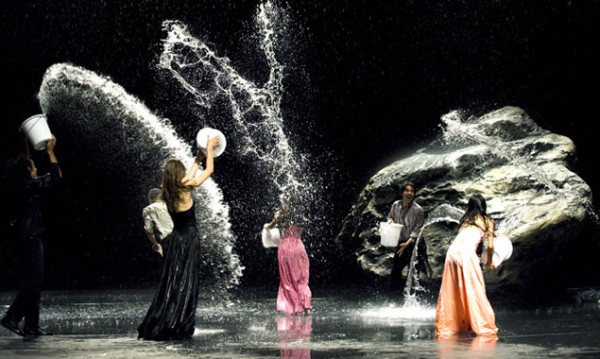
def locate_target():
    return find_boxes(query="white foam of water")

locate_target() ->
[404,211,462,296]
[38,63,243,288]
[359,304,435,321]
[158,0,307,203]
[439,109,597,230]
[193,328,227,336]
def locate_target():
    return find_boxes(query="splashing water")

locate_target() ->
[439,109,598,230]
[158,1,308,204]
[37,62,243,293]
[156,1,337,281]
[403,204,464,303]
[360,304,435,322]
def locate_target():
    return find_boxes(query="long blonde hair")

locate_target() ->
[161,159,189,212]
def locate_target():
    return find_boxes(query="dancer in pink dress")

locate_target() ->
[264,198,312,316]
[435,194,498,338]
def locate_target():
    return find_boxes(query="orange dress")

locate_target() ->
[435,226,498,337]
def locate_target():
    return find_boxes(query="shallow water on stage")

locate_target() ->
[1,289,599,358]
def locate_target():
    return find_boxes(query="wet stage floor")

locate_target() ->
[1,288,599,358]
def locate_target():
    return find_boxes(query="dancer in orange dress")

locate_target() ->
[435,193,498,338]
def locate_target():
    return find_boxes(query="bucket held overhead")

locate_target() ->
[21,114,52,151]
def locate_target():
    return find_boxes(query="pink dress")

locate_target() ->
[277,225,312,315]
[435,226,498,337]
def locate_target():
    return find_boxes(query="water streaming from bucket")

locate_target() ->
[157,1,335,281]
[158,2,308,202]
[37,62,243,293]
[400,108,596,307]
[403,204,464,304]
[36,0,334,291]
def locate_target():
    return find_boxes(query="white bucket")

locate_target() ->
[481,235,513,267]
[196,127,227,157]
[21,114,52,151]
[261,227,280,248]
[379,222,403,248]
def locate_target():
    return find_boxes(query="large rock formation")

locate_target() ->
[335,106,593,297]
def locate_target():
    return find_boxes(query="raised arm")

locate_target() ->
[46,135,62,178]
[185,146,205,180]
[30,135,62,192]
[264,210,282,229]
[183,135,220,188]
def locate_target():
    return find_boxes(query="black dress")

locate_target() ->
[137,202,200,340]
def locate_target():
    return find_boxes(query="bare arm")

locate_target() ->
[264,210,282,229]
[183,135,219,188]
[484,217,495,269]
[185,146,206,179]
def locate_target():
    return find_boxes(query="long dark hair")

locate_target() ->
[459,193,490,231]
[161,159,188,212]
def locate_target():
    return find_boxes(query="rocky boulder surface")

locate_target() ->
[335,106,593,297]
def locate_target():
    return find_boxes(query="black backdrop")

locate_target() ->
[1,0,598,291]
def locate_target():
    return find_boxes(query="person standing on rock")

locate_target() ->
[387,181,426,295]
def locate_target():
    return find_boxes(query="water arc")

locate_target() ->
[38,62,243,293]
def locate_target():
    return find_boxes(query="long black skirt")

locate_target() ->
[137,225,200,341]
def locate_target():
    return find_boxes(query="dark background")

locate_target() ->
[1,1,598,292]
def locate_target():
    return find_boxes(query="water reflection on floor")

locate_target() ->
[1,289,599,358]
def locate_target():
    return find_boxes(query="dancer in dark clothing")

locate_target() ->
[137,134,219,341]
[1,135,62,337]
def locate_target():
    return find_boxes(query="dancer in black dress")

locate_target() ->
[137,134,220,341]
